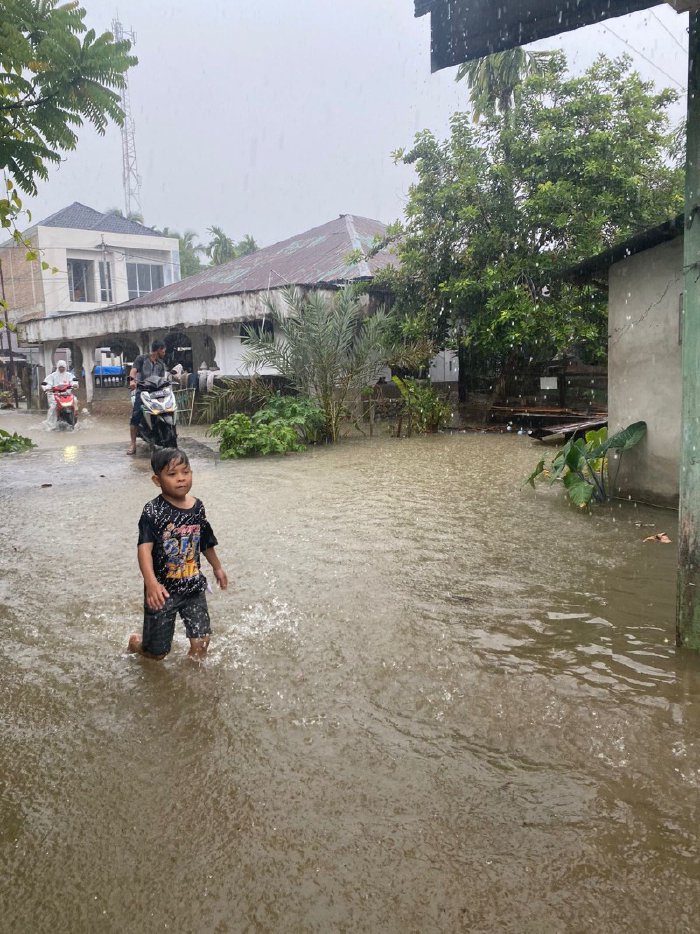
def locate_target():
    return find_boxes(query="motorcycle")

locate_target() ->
[133,377,178,449]
[46,382,78,429]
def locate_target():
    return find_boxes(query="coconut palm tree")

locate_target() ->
[234,234,259,257]
[456,47,554,121]
[153,227,207,278]
[206,226,236,265]
[241,286,392,442]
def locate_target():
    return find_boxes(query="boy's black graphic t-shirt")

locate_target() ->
[137,495,218,595]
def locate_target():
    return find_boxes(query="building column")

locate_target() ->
[79,340,96,404]
[678,12,700,649]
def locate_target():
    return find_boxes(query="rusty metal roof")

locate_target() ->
[123,214,399,308]
[415,1,661,71]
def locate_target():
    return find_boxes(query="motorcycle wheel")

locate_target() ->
[153,418,177,449]
[65,410,75,428]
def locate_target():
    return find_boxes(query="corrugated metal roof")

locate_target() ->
[36,202,161,237]
[122,214,399,308]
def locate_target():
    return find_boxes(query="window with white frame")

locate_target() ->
[99,261,113,302]
[67,259,95,302]
[126,262,164,299]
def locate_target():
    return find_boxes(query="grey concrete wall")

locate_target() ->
[608,237,683,507]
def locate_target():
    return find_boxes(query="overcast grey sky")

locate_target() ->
[23,1,690,248]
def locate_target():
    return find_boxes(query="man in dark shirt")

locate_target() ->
[126,339,167,454]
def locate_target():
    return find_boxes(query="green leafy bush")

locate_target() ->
[251,394,326,443]
[392,376,452,437]
[0,428,35,453]
[209,394,325,458]
[526,421,647,508]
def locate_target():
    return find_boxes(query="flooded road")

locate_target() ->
[1,412,698,933]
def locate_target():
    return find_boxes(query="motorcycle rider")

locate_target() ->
[42,359,78,429]
[127,340,167,454]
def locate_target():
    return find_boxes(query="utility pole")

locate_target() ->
[0,259,19,409]
[111,17,142,220]
[678,12,700,648]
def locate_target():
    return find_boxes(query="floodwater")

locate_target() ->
[1,411,698,933]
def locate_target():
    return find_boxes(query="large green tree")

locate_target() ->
[0,1,136,232]
[379,53,683,397]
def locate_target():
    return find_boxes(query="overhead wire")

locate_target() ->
[601,23,686,91]
[649,10,688,57]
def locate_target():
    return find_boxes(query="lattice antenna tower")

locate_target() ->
[111,17,142,219]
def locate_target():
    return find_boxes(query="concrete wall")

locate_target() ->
[608,237,682,507]
[0,240,45,321]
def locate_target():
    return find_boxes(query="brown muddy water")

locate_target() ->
[1,412,698,933]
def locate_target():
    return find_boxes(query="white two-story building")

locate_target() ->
[1,202,179,383]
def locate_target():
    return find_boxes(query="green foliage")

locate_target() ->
[205,227,258,265]
[0,427,34,453]
[525,421,647,508]
[391,376,452,437]
[209,413,301,459]
[455,47,555,120]
[241,286,393,442]
[209,394,323,458]
[156,227,207,278]
[381,53,684,383]
[198,375,274,424]
[251,393,326,443]
[235,234,258,257]
[0,1,137,232]
[205,226,236,265]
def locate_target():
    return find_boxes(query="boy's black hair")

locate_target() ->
[151,447,190,475]
[151,339,166,352]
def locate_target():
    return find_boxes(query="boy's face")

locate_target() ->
[153,459,193,501]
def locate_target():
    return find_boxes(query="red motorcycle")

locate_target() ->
[47,383,78,429]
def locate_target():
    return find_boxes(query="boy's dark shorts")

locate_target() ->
[142,590,211,656]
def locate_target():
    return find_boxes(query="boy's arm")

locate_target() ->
[203,546,228,590]
[138,542,170,610]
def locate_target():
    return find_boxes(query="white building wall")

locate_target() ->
[608,237,683,507]
[35,226,179,315]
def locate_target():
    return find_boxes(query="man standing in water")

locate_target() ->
[126,340,167,455]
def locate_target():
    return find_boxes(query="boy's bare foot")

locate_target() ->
[126,445,136,455]
[128,633,143,653]
[187,637,210,660]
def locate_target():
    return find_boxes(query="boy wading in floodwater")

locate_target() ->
[128,448,228,660]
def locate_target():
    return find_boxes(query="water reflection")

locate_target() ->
[1,433,698,932]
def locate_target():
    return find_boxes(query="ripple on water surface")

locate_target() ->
[1,433,699,932]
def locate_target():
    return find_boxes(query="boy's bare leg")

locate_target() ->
[188,637,210,660]
[127,633,166,660]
